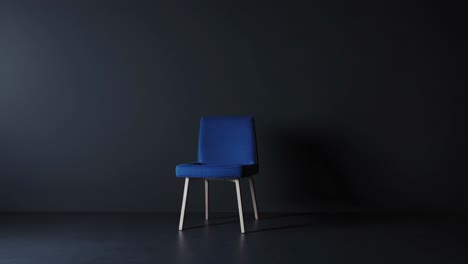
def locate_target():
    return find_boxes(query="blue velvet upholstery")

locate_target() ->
[176,116,258,179]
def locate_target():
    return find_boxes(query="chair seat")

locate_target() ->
[176,163,258,178]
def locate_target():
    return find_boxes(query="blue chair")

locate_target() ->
[176,116,260,233]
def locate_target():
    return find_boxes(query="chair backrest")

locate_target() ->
[198,116,258,165]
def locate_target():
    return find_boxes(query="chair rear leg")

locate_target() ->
[234,179,245,233]
[205,179,209,220]
[248,177,259,220]
[179,177,190,230]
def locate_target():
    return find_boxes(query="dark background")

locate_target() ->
[0,0,466,213]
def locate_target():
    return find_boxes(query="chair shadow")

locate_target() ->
[244,211,382,233]
[245,222,313,233]
[182,211,376,233]
[244,212,316,233]
[181,213,246,230]
[182,213,311,231]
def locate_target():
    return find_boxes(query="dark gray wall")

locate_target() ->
[0,1,466,212]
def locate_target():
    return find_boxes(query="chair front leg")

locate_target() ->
[234,179,245,233]
[179,177,190,231]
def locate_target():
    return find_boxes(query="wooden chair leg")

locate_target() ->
[234,179,245,233]
[178,177,190,231]
[248,177,259,220]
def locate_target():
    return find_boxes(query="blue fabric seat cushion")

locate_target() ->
[176,163,258,178]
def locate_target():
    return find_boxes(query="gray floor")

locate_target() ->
[0,212,467,264]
